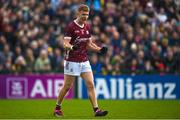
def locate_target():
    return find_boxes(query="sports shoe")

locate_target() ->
[54,109,63,117]
[94,109,108,117]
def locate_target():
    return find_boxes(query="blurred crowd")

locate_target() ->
[0,0,180,75]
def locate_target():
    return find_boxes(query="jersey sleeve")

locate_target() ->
[64,23,73,38]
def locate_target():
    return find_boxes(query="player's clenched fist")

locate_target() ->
[99,46,108,55]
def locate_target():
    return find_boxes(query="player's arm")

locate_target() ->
[87,38,101,52]
[87,38,108,55]
[64,37,73,50]
[63,37,78,50]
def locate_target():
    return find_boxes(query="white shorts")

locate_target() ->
[64,60,92,76]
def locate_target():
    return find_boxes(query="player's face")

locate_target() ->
[79,11,89,22]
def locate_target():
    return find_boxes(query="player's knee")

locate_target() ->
[63,84,72,92]
[64,87,71,92]
[86,83,95,90]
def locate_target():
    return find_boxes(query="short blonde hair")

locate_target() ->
[78,4,90,12]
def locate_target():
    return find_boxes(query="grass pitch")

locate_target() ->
[0,99,179,119]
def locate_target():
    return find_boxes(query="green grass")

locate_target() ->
[0,99,180,119]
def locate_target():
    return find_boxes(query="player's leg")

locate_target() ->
[54,60,80,117]
[81,71,108,117]
[57,75,75,106]
[54,74,75,117]
[81,71,97,107]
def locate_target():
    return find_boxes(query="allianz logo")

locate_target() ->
[95,78,176,99]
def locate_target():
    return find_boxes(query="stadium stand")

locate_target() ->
[0,0,179,75]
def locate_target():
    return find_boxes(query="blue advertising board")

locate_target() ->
[78,75,180,99]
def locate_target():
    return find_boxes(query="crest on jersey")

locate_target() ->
[86,31,89,34]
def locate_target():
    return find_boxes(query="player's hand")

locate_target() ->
[99,46,108,55]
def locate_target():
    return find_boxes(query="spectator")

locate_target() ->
[52,48,63,72]
[90,53,102,74]
[12,56,27,74]
[34,49,51,73]
[25,48,35,73]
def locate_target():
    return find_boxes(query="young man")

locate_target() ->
[54,4,108,117]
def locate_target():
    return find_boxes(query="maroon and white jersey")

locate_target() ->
[64,20,91,62]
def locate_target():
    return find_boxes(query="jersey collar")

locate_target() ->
[74,19,84,28]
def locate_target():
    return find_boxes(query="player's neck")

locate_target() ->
[75,18,85,27]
